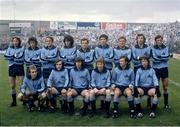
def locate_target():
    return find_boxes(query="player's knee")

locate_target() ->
[84,92,89,98]
[47,88,52,93]
[40,92,47,99]
[61,89,67,95]
[138,89,144,96]
[125,89,132,96]
[61,92,66,96]
[67,91,72,97]
[89,90,95,95]
[114,90,120,96]
[25,91,31,96]
[52,88,59,94]
[148,89,156,96]
[106,89,111,95]
[17,93,23,101]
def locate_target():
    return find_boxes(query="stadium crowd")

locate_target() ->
[0,22,180,53]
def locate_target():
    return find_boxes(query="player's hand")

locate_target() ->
[68,88,72,92]
[61,89,67,94]
[129,84,134,90]
[99,88,106,94]
[94,88,98,94]
[111,84,116,90]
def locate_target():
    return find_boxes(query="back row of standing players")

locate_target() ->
[4,34,170,118]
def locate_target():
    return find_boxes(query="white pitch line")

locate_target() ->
[169,79,180,88]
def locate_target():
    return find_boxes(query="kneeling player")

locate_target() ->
[18,65,46,112]
[111,56,135,118]
[46,59,69,112]
[67,57,90,116]
[134,56,160,118]
[90,58,111,118]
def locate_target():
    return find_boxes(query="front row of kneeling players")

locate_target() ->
[17,56,161,118]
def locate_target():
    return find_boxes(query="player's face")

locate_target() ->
[81,40,88,49]
[30,69,37,80]
[141,59,148,68]
[75,61,82,69]
[137,36,145,45]
[97,62,104,71]
[100,37,108,45]
[12,38,20,47]
[64,40,71,47]
[45,38,53,47]
[156,38,163,47]
[119,58,127,68]
[30,41,36,49]
[118,38,126,48]
[56,61,63,70]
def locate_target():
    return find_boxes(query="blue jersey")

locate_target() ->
[20,75,45,94]
[95,44,114,70]
[69,68,90,89]
[59,47,77,69]
[91,68,111,89]
[114,46,131,67]
[24,47,41,68]
[77,48,94,71]
[151,45,169,69]
[135,67,159,88]
[41,46,58,69]
[47,68,69,88]
[112,66,134,87]
[4,46,24,66]
[132,44,151,68]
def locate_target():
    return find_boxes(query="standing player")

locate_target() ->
[134,57,160,118]
[59,35,77,72]
[77,38,94,74]
[17,65,46,112]
[46,59,69,113]
[67,57,90,116]
[132,34,151,73]
[90,58,111,118]
[114,36,131,67]
[4,37,25,107]
[95,34,114,70]
[25,37,41,76]
[111,56,135,118]
[41,36,58,83]
[151,35,170,109]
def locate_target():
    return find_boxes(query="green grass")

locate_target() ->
[0,55,180,126]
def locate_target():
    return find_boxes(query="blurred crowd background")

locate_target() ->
[0,20,180,53]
